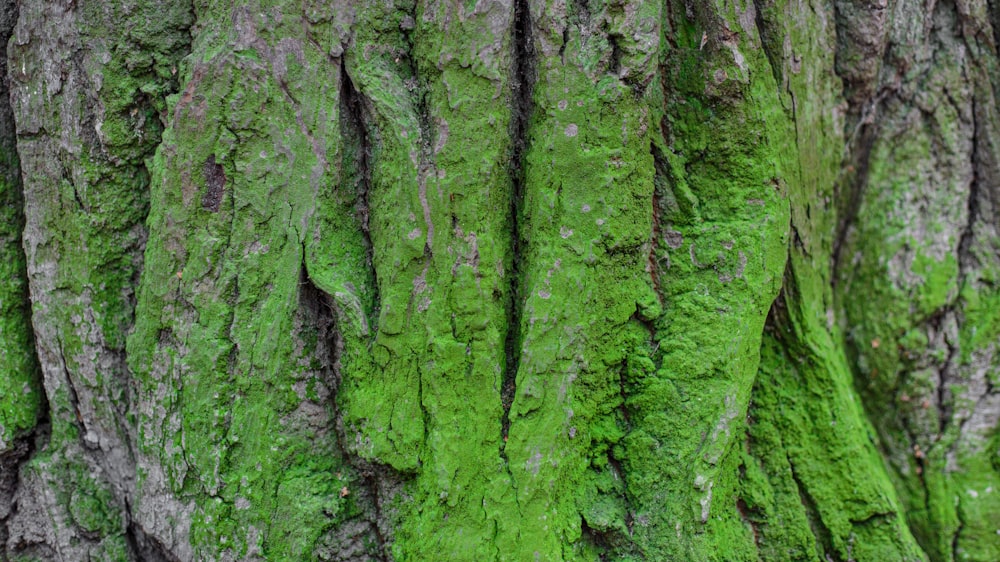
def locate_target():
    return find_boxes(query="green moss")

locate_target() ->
[126,4,381,558]
[69,474,124,536]
[17,438,131,557]
[0,149,42,446]
[829,9,1000,555]
[2,0,193,554]
[726,0,930,558]
[0,34,41,451]
[594,2,795,557]
[7,0,993,559]
[749,326,926,561]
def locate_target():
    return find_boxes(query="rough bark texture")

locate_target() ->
[1,0,998,560]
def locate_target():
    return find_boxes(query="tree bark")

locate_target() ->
[1,0,998,560]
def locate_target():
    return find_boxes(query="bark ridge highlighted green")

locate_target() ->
[1,0,999,560]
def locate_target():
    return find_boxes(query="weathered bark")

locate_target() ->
[0,0,998,560]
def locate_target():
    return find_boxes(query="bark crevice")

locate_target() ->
[750,0,784,96]
[500,0,535,454]
[124,499,180,562]
[0,432,40,557]
[829,0,894,283]
[340,61,380,331]
[787,456,839,561]
[830,117,879,284]
[647,142,666,306]
[957,97,982,274]
[0,0,44,500]
[309,270,390,562]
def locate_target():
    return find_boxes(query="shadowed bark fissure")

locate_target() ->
[311,274,389,562]
[830,103,883,284]
[124,501,181,562]
[0,3,44,546]
[501,0,534,450]
[321,63,391,562]
[829,0,891,282]
[339,63,381,332]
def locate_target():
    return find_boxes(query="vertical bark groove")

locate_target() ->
[339,62,381,334]
[0,0,43,532]
[501,0,535,452]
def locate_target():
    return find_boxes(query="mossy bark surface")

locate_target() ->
[1,0,999,560]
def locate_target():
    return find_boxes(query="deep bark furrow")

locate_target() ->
[0,434,35,558]
[787,457,838,561]
[647,142,667,305]
[829,118,878,283]
[500,0,534,451]
[0,0,43,516]
[124,500,181,562]
[828,0,894,282]
[311,267,387,562]
[751,0,784,98]
[951,510,964,562]
[956,102,981,272]
[340,65,380,332]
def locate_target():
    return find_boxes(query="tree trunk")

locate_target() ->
[1,0,998,560]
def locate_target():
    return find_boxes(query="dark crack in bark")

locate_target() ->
[500,0,535,456]
[339,63,381,330]
[0,7,44,525]
[0,434,38,559]
[830,115,880,285]
[647,141,667,307]
[304,59,410,559]
[201,155,226,212]
[125,498,181,562]
[306,270,390,562]
[750,0,783,96]
[829,0,894,283]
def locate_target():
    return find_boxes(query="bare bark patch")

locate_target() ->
[202,155,226,212]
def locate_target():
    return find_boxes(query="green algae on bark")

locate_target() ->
[126,3,381,558]
[345,1,522,558]
[736,0,928,559]
[619,1,793,557]
[0,0,41,453]
[5,0,193,557]
[504,0,662,552]
[4,0,1000,560]
[831,0,1000,559]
